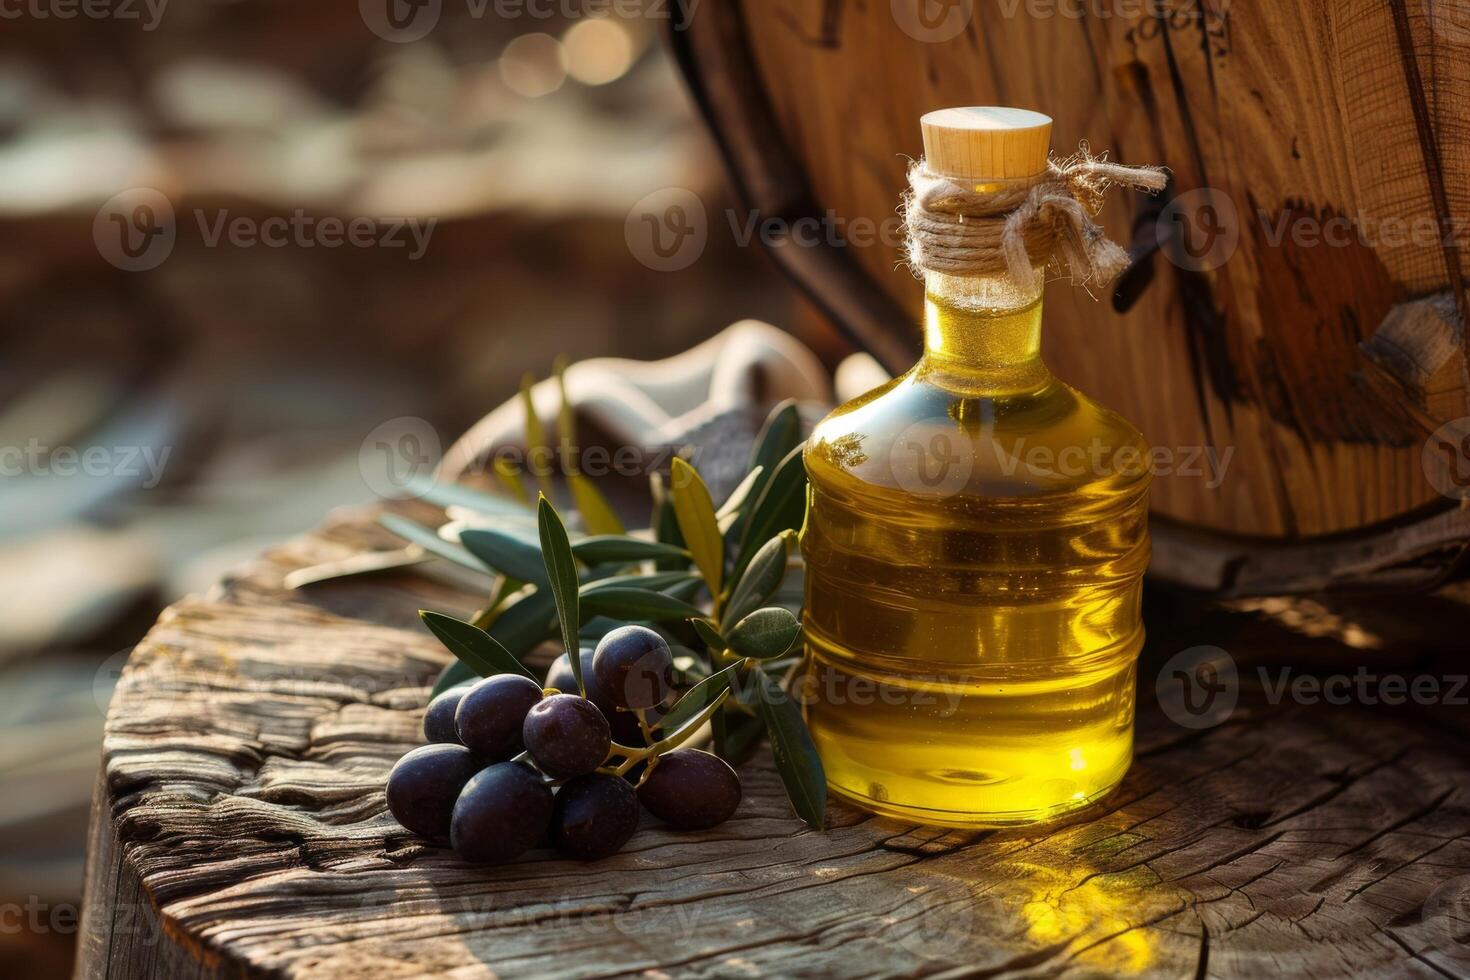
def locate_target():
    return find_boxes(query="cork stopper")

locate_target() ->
[920,107,1052,184]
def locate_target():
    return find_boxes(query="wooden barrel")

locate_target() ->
[669,2,1470,594]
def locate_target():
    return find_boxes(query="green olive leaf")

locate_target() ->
[734,401,801,536]
[578,616,626,643]
[493,457,529,504]
[670,457,724,596]
[396,476,532,521]
[420,611,539,684]
[752,400,802,476]
[726,606,802,660]
[581,571,698,594]
[651,473,688,571]
[537,494,584,694]
[690,618,726,653]
[663,577,702,603]
[520,373,552,499]
[711,703,730,757]
[485,587,557,656]
[459,527,548,587]
[715,464,764,521]
[719,711,768,768]
[378,513,493,576]
[470,575,527,631]
[571,535,690,565]
[568,474,627,536]
[553,354,575,464]
[755,669,826,830]
[554,359,626,536]
[284,546,431,590]
[659,662,740,732]
[431,659,478,697]
[577,587,704,622]
[732,444,807,582]
[722,530,793,630]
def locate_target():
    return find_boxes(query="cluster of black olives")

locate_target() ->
[386,624,742,862]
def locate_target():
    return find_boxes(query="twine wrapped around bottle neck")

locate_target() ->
[902,143,1168,291]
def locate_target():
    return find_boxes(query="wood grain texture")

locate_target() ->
[689,0,1470,539]
[78,509,1470,977]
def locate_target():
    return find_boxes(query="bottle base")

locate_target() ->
[826,774,1126,829]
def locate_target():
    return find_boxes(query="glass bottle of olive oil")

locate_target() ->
[800,108,1151,827]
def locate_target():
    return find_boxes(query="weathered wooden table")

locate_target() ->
[77,510,1470,977]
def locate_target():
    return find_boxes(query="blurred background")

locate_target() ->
[0,3,837,973]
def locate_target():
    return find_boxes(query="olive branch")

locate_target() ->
[377,382,825,831]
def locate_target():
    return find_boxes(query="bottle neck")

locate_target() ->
[920,270,1049,394]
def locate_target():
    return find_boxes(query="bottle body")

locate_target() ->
[799,273,1150,827]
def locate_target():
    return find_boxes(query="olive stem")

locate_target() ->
[470,576,525,630]
[601,688,732,775]
[634,707,657,744]
[633,758,659,787]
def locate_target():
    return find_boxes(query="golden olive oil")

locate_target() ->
[800,280,1150,827]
